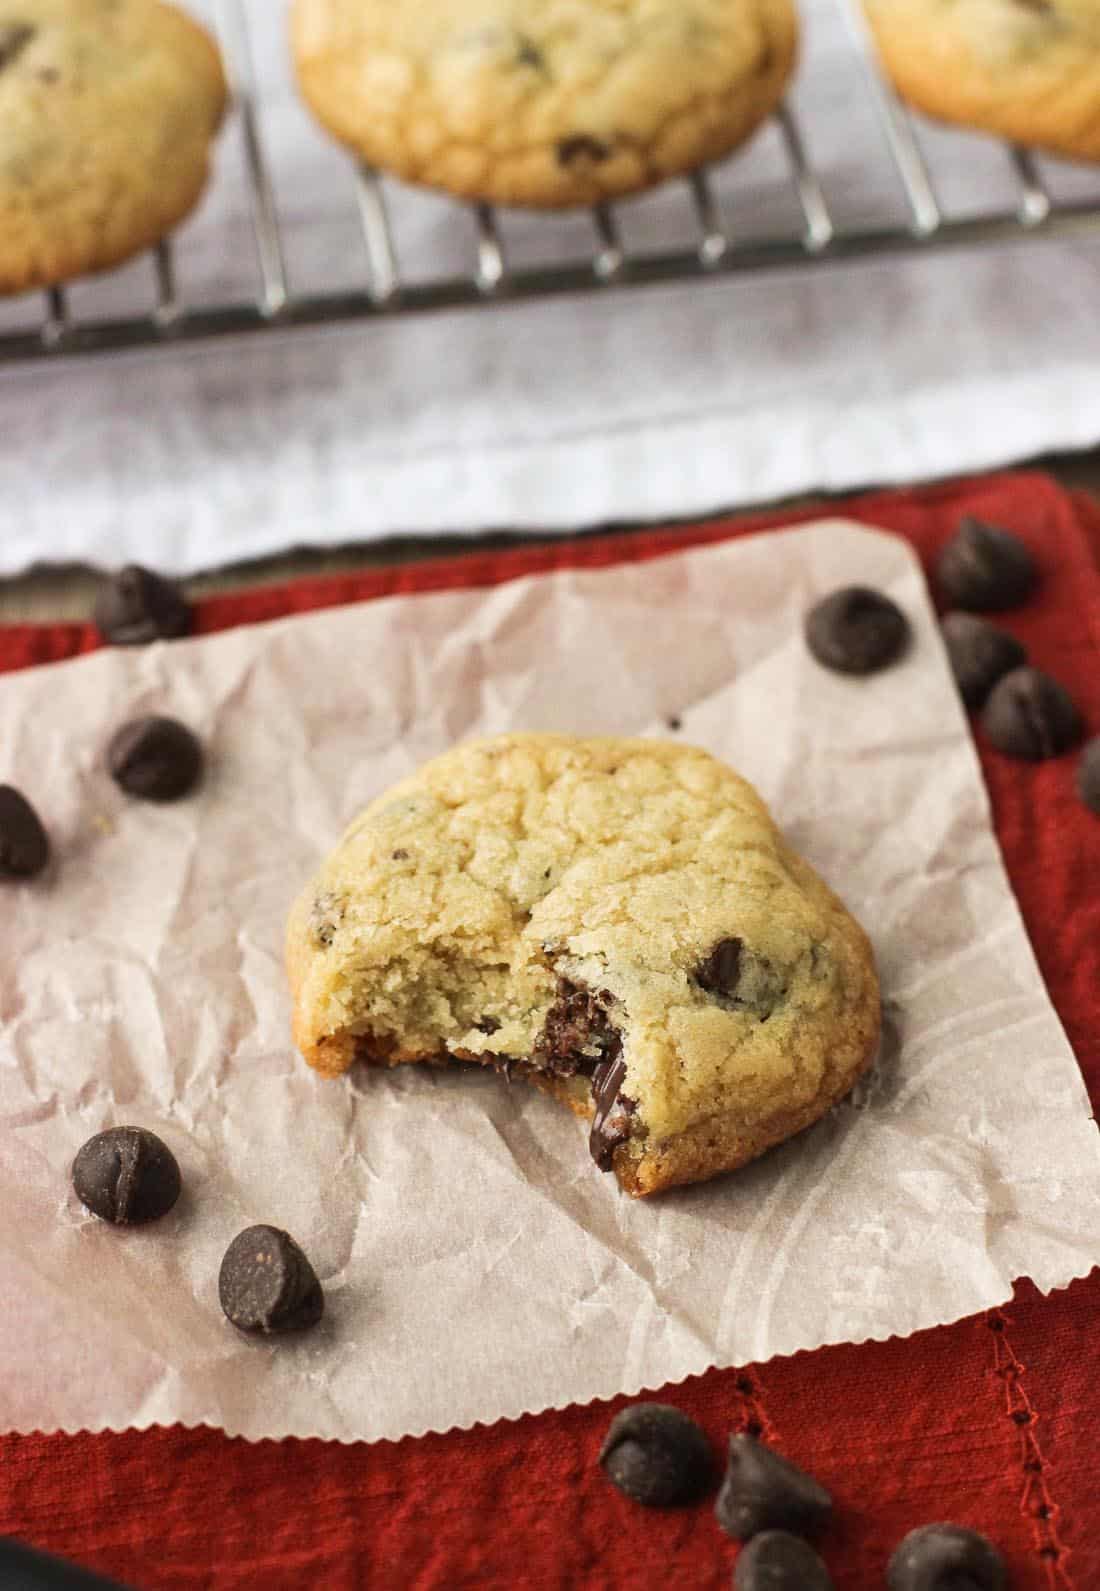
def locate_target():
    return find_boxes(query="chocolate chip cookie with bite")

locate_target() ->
[287,734,880,1196]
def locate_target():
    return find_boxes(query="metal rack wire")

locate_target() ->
[3,0,1100,368]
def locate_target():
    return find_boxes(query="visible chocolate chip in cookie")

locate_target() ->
[886,1523,1007,1591]
[981,667,1082,761]
[716,1434,832,1541]
[805,587,910,675]
[218,1225,324,1335]
[941,612,1027,710]
[735,1531,834,1590]
[515,33,546,70]
[599,1403,713,1507]
[72,1126,182,1226]
[94,564,192,647]
[0,22,35,70]
[556,134,612,166]
[108,716,204,801]
[936,519,1038,612]
[695,937,743,998]
[0,784,49,879]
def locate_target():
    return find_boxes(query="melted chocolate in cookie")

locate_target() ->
[534,979,619,1077]
[533,979,635,1171]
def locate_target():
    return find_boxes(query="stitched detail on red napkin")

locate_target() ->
[0,471,1096,1591]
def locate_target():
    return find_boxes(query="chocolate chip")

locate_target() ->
[72,1127,181,1226]
[391,848,409,860]
[666,715,683,731]
[107,716,203,800]
[695,938,743,998]
[804,587,910,675]
[93,564,192,646]
[0,784,49,879]
[0,22,34,69]
[475,1015,501,1034]
[515,33,545,69]
[557,134,612,165]
[716,1434,832,1541]
[937,519,1038,612]
[1078,737,1100,816]
[218,1225,324,1335]
[941,613,1027,710]
[981,667,1082,761]
[734,1531,833,1590]
[887,1524,1007,1591]
[599,1404,713,1507]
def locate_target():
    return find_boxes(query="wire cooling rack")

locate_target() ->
[3,0,1100,367]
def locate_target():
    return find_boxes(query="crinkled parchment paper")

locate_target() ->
[1,522,1098,1443]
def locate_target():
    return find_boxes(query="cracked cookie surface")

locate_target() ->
[864,0,1100,162]
[290,0,798,207]
[0,0,226,294]
[287,734,880,1196]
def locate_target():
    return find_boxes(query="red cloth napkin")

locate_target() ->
[1,472,1097,1591]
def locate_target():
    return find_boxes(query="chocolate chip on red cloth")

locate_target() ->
[93,564,192,646]
[733,1530,833,1590]
[886,1523,1007,1591]
[804,586,910,675]
[599,1403,713,1507]
[936,518,1038,612]
[0,784,49,879]
[107,715,203,800]
[940,613,1027,710]
[218,1225,324,1335]
[715,1434,832,1541]
[981,667,1082,761]
[72,1127,181,1226]
[1078,737,1100,816]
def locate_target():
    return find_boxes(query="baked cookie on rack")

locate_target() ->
[0,0,227,295]
[290,0,798,208]
[863,0,1100,163]
[287,734,880,1197]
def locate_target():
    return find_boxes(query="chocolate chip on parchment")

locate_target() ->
[72,1127,181,1226]
[804,587,910,675]
[936,519,1038,612]
[218,1225,324,1335]
[941,613,1027,710]
[107,716,203,801]
[0,23,35,70]
[886,1523,1007,1591]
[981,667,1082,761]
[0,784,49,879]
[694,937,743,999]
[1078,737,1100,816]
[93,564,192,646]
[734,1531,833,1590]
[556,134,612,165]
[716,1434,833,1541]
[599,1404,713,1507]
